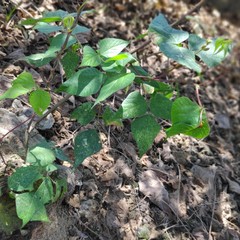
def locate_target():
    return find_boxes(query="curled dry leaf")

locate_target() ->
[139,170,172,216]
[226,177,240,194]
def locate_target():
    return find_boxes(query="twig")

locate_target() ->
[130,0,206,54]
[195,84,203,107]
[0,152,7,166]
[171,0,206,27]
[208,173,217,240]
[0,114,35,143]
[161,199,197,240]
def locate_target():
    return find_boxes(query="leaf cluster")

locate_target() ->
[0,8,232,228]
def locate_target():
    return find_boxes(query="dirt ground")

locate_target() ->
[0,0,240,239]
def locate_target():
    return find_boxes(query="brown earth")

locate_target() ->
[0,0,240,239]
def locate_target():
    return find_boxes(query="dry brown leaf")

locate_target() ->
[115,158,135,179]
[227,177,240,194]
[119,142,138,162]
[139,170,172,216]
[191,165,217,200]
[100,168,119,182]
[68,194,80,208]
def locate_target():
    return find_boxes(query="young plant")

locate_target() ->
[7,141,67,227]
[0,4,232,228]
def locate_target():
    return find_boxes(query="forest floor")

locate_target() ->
[0,0,240,239]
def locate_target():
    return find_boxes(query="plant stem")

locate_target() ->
[135,75,160,81]
[0,114,35,143]
[195,84,202,107]
[27,1,88,135]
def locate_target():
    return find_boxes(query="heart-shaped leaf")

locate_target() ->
[149,14,189,44]
[8,166,43,192]
[71,102,96,125]
[74,129,102,167]
[166,97,210,138]
[117,91,147,119]
[160,42,201,73]
[0,72,35,100]
[58,68,104,97]
[99,38,129,58]
[29,89,51,116]
[188,34,231,67]
[81,45,101,67]
[95,72,135,104]
[131,115,160,156]
[150,93,172,120]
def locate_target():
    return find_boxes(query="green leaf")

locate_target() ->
[148,14,189,44]
[102,107,123,126]
[150,93,172,120]
[160,42,201,73]
[95,72,135,104]
[54,148,69,162]
[43,10,74,19]
[0,84,29,100]
[12,72,35,89]
[116,52,136,66]
[49,33,76,52]
[131,115,160,156]
[8,166,43,192]
[25,34,76,67]
[99,38,129,58]
[52,178,67,202]
[101,61,124,73]
[0,72,35,100]
[25,51,56,67]
[0,196,22,234]
[26,141,56,167]
[61,49,80,78]
[143,81,174,95]
[29,89,51,116]
[63,15,74,30]
[58,68,104,97]
[33,22,62,34]
[21,16,62,25]
[102,52,136,72]
[105,53,129,62]
[213,37,232,56]
[117,91,147,119]
[15,192,49,226]
[72,25,90,34]
[45,164,58,172]
[35,177,54,204]
[71,102,96,125]
[81,46,101,67]
[188,34,231,67]
[74,129,102,167]
[166,97,210,138]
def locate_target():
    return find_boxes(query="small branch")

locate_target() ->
[0,114,35,143]
[195,84,202,107]
[135,74,160,81]
[0,152,7,166]
[171,0,206,27]
[27,1,88,136]
[130,0,206,54]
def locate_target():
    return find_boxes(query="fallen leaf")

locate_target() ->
[139,170,172,216]
[227,177,240,194]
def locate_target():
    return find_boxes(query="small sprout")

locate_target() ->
[62,15,75,30]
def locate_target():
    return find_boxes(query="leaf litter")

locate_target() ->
[0,0,240,239]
